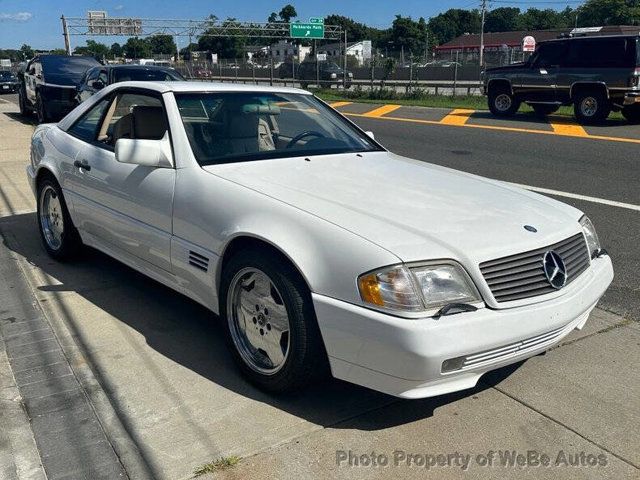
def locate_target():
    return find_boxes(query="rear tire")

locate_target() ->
[573,90,610,125]
[36,178,82,261]
[622,104,640,124]
[18,88,30,117]
[488,85,520,116]
[35,92,50,124]
[220,249,328,394]
[531,104,560,116]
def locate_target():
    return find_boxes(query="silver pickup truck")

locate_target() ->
[482,34,640,124]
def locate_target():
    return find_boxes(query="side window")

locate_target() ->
[98,92,168,147]
[68,98,111,142]
[534,42,567,67]
[98,70,108,84]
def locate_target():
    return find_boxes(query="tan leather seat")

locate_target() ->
[132,106,168,140]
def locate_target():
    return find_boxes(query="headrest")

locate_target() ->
[242,104,281,115]
[132,106,167,140]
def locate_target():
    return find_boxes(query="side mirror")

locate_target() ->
[92,80,105,90]
[115,132,173,168]
[365,131,375,140]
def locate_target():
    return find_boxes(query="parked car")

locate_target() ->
[192,67,212,78]
[0,71,19,93]
[76,65,185,103]
[483,34,640,124]
[19,55,101,122]
[27,81,612,398]
[297,61,353,88]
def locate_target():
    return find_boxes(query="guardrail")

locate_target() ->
[185,76,484,96]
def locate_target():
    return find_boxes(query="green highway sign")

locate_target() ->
[309,17,324,24]
[290,23,324,39]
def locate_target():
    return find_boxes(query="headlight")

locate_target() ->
[358,262,481,316]
[580,215,601,258]
[330,72,337,79]
[348,72,353,78]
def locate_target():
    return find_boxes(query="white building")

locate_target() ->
[318,40,372,66]
[268,40,311,63]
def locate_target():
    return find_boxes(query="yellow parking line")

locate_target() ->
[344,112,640,145]
[329,101,353,108]
[548,117,589,137]
[440,109,475,126]
[362,104,402,118]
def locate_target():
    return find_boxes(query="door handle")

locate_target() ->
[73,160,91,172]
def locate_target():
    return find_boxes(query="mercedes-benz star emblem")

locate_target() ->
[543,251,567,289]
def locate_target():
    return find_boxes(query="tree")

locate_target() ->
[123,37,152,59]
[428,9,481,45]
[389,15,429,57]
[19,44,34,60]
[324,15,372,42]
[148,35,177,55]
[179,42,199,60]
[198,17,246,59]
[519,8,573,30]
[577,0,640,27]
[73,40,110,59]
[485,7,522,32]
[110,42,123,58]
[278,4,297,22]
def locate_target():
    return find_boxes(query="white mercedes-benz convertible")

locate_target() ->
[27,82,613,399]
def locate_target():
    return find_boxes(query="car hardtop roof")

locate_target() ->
[108,64,178,71]
[541,33,640,44]
[107,80,312,96]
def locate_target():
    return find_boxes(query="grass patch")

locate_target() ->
[194,456,240,477]
[315,87,625,120]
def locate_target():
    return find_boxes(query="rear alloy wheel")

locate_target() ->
[488,86,520,116]
[531,104,560,116]
[221,249,327,393]
[573,90,611,125]
[622,104,640,124]
[37,178,82,260]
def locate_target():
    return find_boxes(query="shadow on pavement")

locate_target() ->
[0,213,523,435]
[3,111,37,126]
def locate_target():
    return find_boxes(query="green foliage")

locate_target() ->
[73,40,110,59]
[20,44,34,59]
[110,43,123,58]
[147,35,177,55]
[123,37,152,59]
[577,0,640,27]
[198,17,247,59]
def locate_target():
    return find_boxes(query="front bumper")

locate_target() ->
[0,83,18,93]
[624,92,640,105]
[313,255,613,399]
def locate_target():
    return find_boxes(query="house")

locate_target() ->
[318,40,372,66]
[268,40,311,63]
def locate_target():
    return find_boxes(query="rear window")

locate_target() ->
[565,38,636,68]
[40,56,101,85]
[112,68,184,83]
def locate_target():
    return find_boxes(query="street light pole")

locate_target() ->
[479,0,487,68]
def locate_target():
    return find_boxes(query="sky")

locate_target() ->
[0,0,578,50]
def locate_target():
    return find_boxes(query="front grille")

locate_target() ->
[480,233,590,304]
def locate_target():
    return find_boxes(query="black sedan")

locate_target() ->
[0,71,19,94]
[76,65,185,103]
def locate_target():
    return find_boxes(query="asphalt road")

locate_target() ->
[348,111,640,323]
[2,92,637,321]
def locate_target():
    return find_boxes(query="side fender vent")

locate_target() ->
[188,251,209,272]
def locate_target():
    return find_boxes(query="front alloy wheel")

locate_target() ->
[488,87,520,116]
[221,249,327,393]
[228,267,291,375]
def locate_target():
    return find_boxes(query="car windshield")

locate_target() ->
[113,68,184,83]
[322,62,343,72]
[176,92,381,166]
[40,56,101,85]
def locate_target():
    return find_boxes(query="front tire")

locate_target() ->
[573,90,610,124]
[220,249,327,393]
[35,92,50,123]
[37,178,82,260]
[18,88,30,116]
[488,85,520,116]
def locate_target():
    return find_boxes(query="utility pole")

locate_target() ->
[479,0,487,68]
[61,15,71,55]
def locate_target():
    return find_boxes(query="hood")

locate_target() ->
[204,152,582,266]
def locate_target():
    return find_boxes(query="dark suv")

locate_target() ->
[483,35,640,124]
[19,55,100,123]
[0,71,19,93]
[297,61,352,89]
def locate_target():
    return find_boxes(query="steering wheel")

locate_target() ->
[285,131,325,149]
